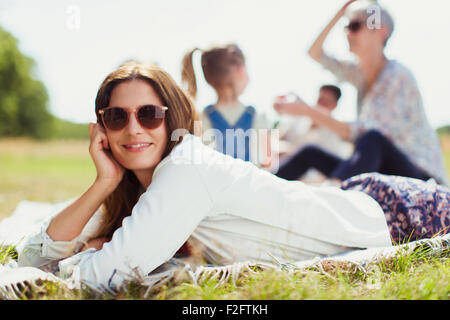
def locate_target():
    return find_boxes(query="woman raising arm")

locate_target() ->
[274,1,448,185]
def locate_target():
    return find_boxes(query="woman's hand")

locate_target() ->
[81,237,109,252]
[273,95,312,117]
[89,122,126,189]
[340,0,358,14]
[308,0,359,62]
[46,124,125,242]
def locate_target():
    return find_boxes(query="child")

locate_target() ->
[278,85,353,183]
[181,44,272,167]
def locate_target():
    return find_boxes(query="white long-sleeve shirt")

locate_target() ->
[18,134,392,290]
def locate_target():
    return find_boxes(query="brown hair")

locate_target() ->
[320,84,342,101]
[94,61,199,239]
[181,43,245,99]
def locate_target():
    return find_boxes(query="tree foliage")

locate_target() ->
[0,26,53,139]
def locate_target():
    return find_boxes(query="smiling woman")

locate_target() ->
[82,62,200,242]
[15,61,449,292]
[97,80,169,188]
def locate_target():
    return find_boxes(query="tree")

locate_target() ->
[0,26,53,139]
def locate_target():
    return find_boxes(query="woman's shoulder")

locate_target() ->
[387,60,418,84]
[153,134,230,174]
[154,134,202,168]
[148,133,249,200]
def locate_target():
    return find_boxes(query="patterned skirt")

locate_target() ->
[341,173,450,244]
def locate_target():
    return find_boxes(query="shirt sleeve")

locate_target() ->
[58,161,213,291]
[319,52,364,88]
[17,202,105,268]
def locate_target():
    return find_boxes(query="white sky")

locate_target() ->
[0,0,449,128]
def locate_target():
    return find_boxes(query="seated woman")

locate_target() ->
[273,1,448,186]
[17,62,449,291]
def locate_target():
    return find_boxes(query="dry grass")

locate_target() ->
[0,137,90,157]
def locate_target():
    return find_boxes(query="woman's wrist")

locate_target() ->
[46,180,116,241]
[94,176,121,195]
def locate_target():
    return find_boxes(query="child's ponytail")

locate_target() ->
[181,47,200,99]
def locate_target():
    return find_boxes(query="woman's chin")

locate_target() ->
[112,151,161,176]
[125,163,157,172]
[114,151,162,172]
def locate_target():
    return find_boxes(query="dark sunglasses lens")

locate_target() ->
[102,107,128,130]
[348,21,362,32]
[137,105,165,129]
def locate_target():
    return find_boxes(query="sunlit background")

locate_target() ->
[0,0,449,128]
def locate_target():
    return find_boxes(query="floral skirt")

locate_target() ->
[341,173,450,244]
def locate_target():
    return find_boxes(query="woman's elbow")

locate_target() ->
[307,48,322,62]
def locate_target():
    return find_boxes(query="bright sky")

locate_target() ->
[0,0,449,128]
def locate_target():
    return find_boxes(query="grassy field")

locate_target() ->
[0,135,449,300]
[0,138,95,220]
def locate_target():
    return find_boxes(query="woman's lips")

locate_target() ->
[122,143,153,152]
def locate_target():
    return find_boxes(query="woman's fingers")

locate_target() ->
[88,122,94,140]
[90,123,106,143]
[273,102,282,113]
[89,122,104,142]
[87,123,125,188]
[342,0,358,11]
[81,237,109,251]
[89,124,109,157]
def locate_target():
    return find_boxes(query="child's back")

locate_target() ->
[182,44,271,167]
[201,103,270,163]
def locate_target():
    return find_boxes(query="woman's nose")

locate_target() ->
[125,112,144,135]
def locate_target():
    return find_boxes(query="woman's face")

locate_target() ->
[346,13,383,57]
[105,79,168,175]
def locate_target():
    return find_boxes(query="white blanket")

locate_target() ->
[0,199,449,300]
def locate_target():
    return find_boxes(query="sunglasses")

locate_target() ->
[98,104,168,131]
[345,20,364,33]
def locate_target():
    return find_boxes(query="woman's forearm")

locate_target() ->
[46,179,116,241]
[306,107,351,141]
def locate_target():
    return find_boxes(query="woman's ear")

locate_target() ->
[378,25,390,46]
[236,64,247,77]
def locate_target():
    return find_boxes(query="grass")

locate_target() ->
[1,243,448,300]
[0,134,449,300]
[50,117,89,140]
[0,138,95,220]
